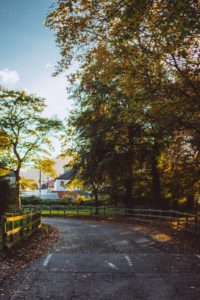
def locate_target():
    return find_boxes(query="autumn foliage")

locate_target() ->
[46,0,200,211]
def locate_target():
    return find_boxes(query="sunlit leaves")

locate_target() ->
[0,87,63,203]
[34,158,57,178]
[47,0,200,209]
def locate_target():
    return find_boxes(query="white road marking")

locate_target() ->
[124,254,133,267]
[105,261,119,270]
[119,231,130,236]
[196,255,200,259]
[43,253,52,267]
[137,237,150,243]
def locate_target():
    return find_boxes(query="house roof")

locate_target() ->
[55,170,73,180]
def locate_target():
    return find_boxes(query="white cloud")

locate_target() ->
[45,62,52,68]
[0,68,20,84]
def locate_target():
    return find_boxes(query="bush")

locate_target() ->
[0,179,16,215]
[21,197,74,206]
[21,196,41,205]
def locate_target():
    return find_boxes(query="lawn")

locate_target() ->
[40,206,126,217]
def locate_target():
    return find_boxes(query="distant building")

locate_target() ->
[21,168,81,201]
[53,169,79,200]
[41,182,48,189]
[47,180,54,191]
[54,169,72,191]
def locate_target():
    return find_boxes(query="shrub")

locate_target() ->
[21,197,74,206]
[21,196,41,205]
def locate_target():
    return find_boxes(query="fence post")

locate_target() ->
[125,207,128,217]
[115,207,118,218]
[168,210,172,224]
[138,209,140,219]
[158,210,161,221]
[32,213,35,231]
[26,214,30,234]
[185,216,188,228]
[77,205,79,216]
[10,217,14,244]
[195,216,198,231]
[177,214,180,228]
[20,217,24,238]
[1,216,7,252]
[38,211,41,228]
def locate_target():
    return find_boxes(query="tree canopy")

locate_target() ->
[0,87,63,207]
[46,0,200,211]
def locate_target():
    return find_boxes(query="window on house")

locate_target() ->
[60,180,65,187]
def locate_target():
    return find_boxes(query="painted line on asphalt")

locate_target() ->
[43,253,52,267]
[124,254,133,267]
[196,255,200,259]
[105,261,119,270]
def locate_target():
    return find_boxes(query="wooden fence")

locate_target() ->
[123,208,200,233]
[22,205,200,234]
[0,211,41,251]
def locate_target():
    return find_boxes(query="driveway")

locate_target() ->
[8,218,200,299]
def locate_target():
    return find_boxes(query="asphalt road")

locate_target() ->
[9,218,200,299]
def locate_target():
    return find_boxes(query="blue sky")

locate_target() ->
[0,0,73,120]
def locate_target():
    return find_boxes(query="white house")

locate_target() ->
[54,170,72,191]
[21,169,80,200]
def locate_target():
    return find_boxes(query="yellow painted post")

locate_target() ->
[36,211,40,229]
[177,216,180,228]
[185,216,188,228]
[31,213,34,232]
[10,217,14,244]
[26,214,30,235]
[20,218,24,238]
[1,216,7,252]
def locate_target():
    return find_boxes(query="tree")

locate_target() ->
[0,131,11,175]
[46,0,200,210]
[34,157,58,178]
[65,133,106,214]
[0,87,62,207]
[20,177,38,191]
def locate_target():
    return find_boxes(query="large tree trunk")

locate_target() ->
[93,187,99,214]
[14,169,21,208]
[151,144,162,209]
[110,180,119,207]
[124,177,133,211]
[185,194,195,212]
[113,190,118,208]
[124,150,134,211]
[172,198,178,210]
